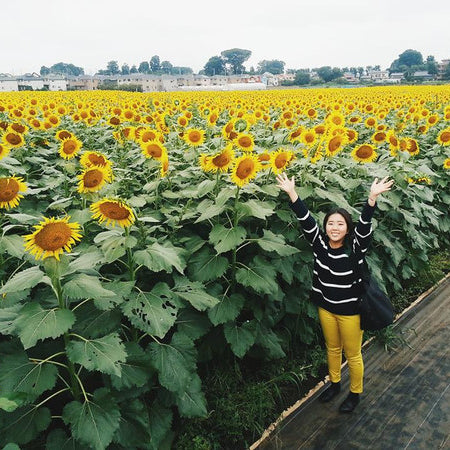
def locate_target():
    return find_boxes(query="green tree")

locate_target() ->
[257,60,285,75]
[130,65,138,74]
[398,49,423,67]
[121,63,130,75]
[161,61,173,74]
[40,66,50,76]
[442,62,450,80]
[106,61,120,75]
[49,63,84,76]
[138,62,150,73]
[172,66,193,75]
[426,55,438,75]
[221,48,252,75]
[203,56,226,76]
[316,66,342,82]
[294,71,311,85]
[150,55,161,73]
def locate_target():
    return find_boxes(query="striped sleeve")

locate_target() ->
[289,197,320,245]
[353,200,376,254]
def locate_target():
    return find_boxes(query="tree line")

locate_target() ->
[38,48,450,83]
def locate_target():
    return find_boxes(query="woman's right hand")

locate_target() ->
[276,173,298,202]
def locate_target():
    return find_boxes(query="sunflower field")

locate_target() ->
[0,86,449,449]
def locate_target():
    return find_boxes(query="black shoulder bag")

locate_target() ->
[349,252,394,331]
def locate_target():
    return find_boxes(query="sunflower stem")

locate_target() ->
[124,227,135,281]
[51,273,81,401]
[230,186,240,293]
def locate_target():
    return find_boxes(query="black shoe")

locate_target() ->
[339,392,360,413]
[318,382,341,403]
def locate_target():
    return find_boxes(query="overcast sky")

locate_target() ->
[2,0,449,75]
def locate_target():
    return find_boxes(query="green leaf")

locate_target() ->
[0,392,30,412]
[66,332,127,377]
[255,325,286,359]
[177,309,211,340]
[0,267,46,295]
[175,374,207,418]
[93,280,135,311]
[257,230,300,256]
[209,224,246,254]
[100,235,127,263]
[67,247,104,273]
[187,246,228,282]
[148,399,173,450]
[0,235,26,258]
[0,352,57,396]
[0,405,51,445]
[113,399,151,447]
[63,274,115,301]
[223,321,257,358]
[46,428,86,450]
[63,388,120,450]
[173,278,220,311]
[0,305,21,335]
[314,187,351,209]
[149,332,197,393]
[237,199,275,219]
[121,283,177,339]
[134,241,186,274]
[235,255,279,295]
[13,303,75,349]
[110,342,153,390]
[194,201,226,223]
[207,294,245,326]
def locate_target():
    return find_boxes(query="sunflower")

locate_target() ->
[346,129,358,143]
[364,117,377,128]
[386,130,399,149]
[326,112,345,127]
[443,158,450,169]
[160,154,169,178]
[108,116,121,127]
[141,140,167,160]
[24,216,82,260]
[0,143,10,160]
[427,114,439,126]
[371,131,387,144]
[288,127,303,142]
[2,131,24,148]
[177,115,189,127]
[59,137,82,160]
[0,176,27,209]
[351,144,378,163]
[234,132,255,152]
[29,119,42,130]
[222,120,238,140]
[91,199,135,228]
[184,128,205,147]
[406,138,419,156]
[206,145,235,172]
[437,128,450,146]
[270,149,295,174]
[77,167,112,193]
[301,129,318,146]
[230,154,262,187]
[257,151,271,167]
[325,134,347,157]
[9,123,28,134]
[80,151,111,169]
[55,129,73,141]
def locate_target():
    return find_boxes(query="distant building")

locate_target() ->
[0,75,18,91]
[437,59,449,79]
[17,73,44,91]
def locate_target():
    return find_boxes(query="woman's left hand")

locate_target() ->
[370,176,394,200]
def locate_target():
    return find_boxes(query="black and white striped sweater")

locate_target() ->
[290,197,376,315]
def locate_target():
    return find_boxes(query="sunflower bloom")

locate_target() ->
[59,137,82,160]
[230,154,262,187]
[184,128,205,147]
[141,140,167,160]
[77,167,112,193]
[371,131,387,145]
[206,145,235,172]
[160,154,169,178]
[2,131,24,148]
[405,138,419,156]
[24,217,82,260]
[234,133,255,152]
[326,134,347,157]
[351,144,378,163]
[443,158,450,169]
[91,199,135,228]
[199,154,212,172]
[270,149,295,174]
[0,176,27,209]
[80,151,111,169]
[437,128,450,146]
[55,129,73,141]
[301,129,318,146]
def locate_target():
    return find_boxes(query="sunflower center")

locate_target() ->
[6,133,21,145]
[275,154,288,169]
[328,136,342,152]
[236,159,254,179]
[146,144,163,158]
[188,131,202,143]
[0,178,20,201]
[58,131,72,140]
[99,202,131,220]
[34,222,73,251]
[440,131,450,143]
[212,153,231,167]
[356,145,373,159]
[63,141,77,154]
[238,136,252,148]
[83,169,104,188]
[11,124,26,133]
[89,154,107,166]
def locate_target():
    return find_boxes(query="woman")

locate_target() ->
[276,173,394,413]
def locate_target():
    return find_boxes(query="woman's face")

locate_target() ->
[326,213,348,247]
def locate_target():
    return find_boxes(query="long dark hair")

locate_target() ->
[323,207,355,248]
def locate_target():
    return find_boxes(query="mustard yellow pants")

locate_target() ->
[318,307,364,394]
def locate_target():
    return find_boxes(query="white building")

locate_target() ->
[43,75,67,91]
[17,73,44,90]
[0,76,18,91]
